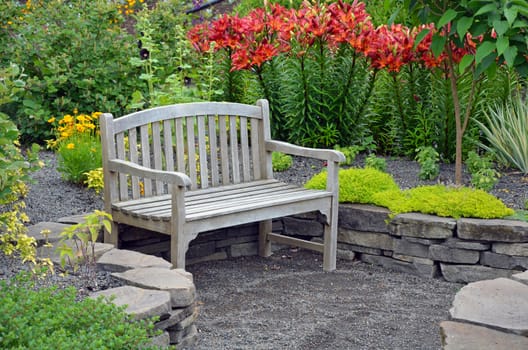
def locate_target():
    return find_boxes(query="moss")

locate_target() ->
[305,167,399,204]
[306,168,514,219]
[372,185,514,219]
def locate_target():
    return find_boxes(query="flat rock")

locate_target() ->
[154,305,195,330]
[441,321,528,350]
[338,204,390,233]
[112,267,196,308]
[38,241,114,266]
[512,271,528,286]
[282,216,324,237]
[389,213,455,239]
[440,263,513,283]
[458,219,528,242]
[57,214,89,224]
[480,251,528,270]
[90,285,171,321]
[26,222,73,246]
[338,229,394,250]
[97,249,172,272]
[493,243,528,257]
[450,277,528,335]
[444,238,490,251]
[429,245,480,264]
[393,238,430,258]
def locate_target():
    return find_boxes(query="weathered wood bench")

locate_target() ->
[100,99,345,271]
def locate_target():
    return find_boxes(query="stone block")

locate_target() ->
[404,237,444,245]
[338,229,394,250]
[230,242,258,258]
[282,216,324,237]
[493,242,528,257]
[337,249,356,261]
[145,331,170,349]
[393,254,435,265]
[226,223,258,238]
[112,267,196,308]
[38,241,114,266]
[90,286,171,321]
[480,251,528,270]
[458,218,528,242]
[444,238,490,251]
[170,324,198,346]
[390,213,455,239]
[216,235,258,248]
[119,225,167,242]
[186,241,217,258]
[154,305,195,330]
[27,222,73,246]
[97,249,172,272]
[440,264,514,283]
[440,321,528,350]
[338,204,390,233]
[337,242,381,256]
[191,229,227,244]
[450,278,528,336]
[187,251,228,265]
[512,271,528,286]
[391,254,439,278]
[393,238,430,258]
[429,245,480,264]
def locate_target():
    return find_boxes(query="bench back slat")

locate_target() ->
[102,100,271,202]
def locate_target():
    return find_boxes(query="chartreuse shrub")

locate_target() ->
[0,273,167,350]
[272,152,293,172]
[306,168,514,219]
[305,168,399,204]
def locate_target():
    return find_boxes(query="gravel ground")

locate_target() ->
[2,150,526,349]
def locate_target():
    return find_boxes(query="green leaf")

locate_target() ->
[496,36,509,55]
[431,33,446,57]
[474,3,497,17]
[438,9,458,28]
[492,20,509,36]
[475,41,495,64]
[503,46,518,67]
[459,54,474,74]
[504,7,519,26]
[457,16,473,38]
[413,28,430,49]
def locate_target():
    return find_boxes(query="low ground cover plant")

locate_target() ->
[0,273,164,350]
[305,167,514,219]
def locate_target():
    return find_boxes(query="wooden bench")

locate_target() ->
[100,99,345,271]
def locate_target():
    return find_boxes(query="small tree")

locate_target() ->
[408,0,528,184]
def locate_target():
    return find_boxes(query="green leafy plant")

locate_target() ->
[415,146,440,180]
[371,185,514,219]
[84,167,104,195]
[305,167,400,204]
[272,152,293,172]
[365,153,387,172]
[56,210,112,283]
[465,150,499,191]
[0,272,162,350]
[476,95,528,174]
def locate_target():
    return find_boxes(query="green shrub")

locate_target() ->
[0,273,164,350]
[372,185,514,219]
[305,167,400,204]
[364,154,387,172]
[476,95,528,174]
[415,146,440,180]
[272,152,293,172]
[466,151,499,192]
[56,133,102,184]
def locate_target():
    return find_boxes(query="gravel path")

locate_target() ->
[3,150,526,349]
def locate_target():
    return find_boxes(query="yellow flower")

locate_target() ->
[66,143,75,150]
[73,108,78,115]
[76,124,85,133]
[47,117,56,124]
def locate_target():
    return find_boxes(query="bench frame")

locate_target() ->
[100,99,345,271]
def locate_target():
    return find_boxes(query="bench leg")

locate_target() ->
[171,233,189,270]
[104,220,119,248]
[322,210,337,272]
[258,220,272,257]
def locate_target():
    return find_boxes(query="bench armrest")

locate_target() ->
[265,140,346,163]
[107,159,192,188]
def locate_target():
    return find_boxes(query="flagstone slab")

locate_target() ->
[90,285,171,321]
[441,321,528,350]
[390,213,455,239]
[449,278,528,335]
[97,249,172,272]
[458,219,528,242]
[112,267,195,308]
[38,241,114,266]
[26,222,73,245]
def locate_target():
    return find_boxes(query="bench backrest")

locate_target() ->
[100,99,273,202]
